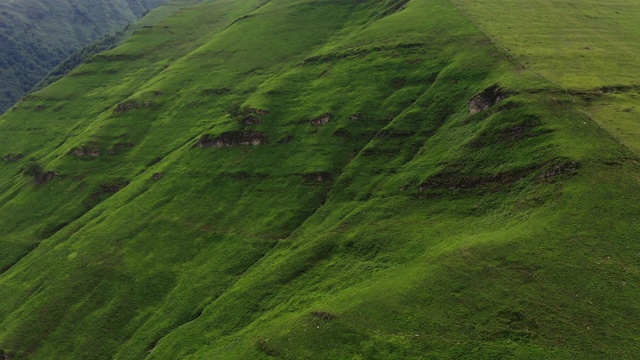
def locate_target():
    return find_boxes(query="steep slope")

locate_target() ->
[0,0,639,359]
[0,0,167,114]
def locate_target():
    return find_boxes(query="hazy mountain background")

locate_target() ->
[0,0,167,113]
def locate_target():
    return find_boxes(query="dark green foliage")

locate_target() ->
[0,0,168,114]
[22,160,43,178]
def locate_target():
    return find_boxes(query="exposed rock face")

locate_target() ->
[197,131,266,148]
[468,85,508,114]
[311,113,331,126]
[72,147,101,157]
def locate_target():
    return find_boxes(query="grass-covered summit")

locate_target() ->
[0,0,639,358]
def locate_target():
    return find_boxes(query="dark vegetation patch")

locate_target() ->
[202,88,231,95]
[481,310,539,342]
[417,157,580,195]
[3,153,24,162]
[418,167,533,192]
[468,85,509,114]
[257,339,279,357]
[108,142,134,155]
[88,53,143,63]
[301,43,424,64]
[311,310,336,321]
[468,114,551,148]
[228,106,269,125]
[378,0,411,17]
[99,179,130,193]
[196,131,266,148]
[23,160,57,185]
[0,348,14,360]
[40,222,70,239]
[277,134,293,144]
[220,171,269,180]
[565,84,640,103]
[375,129,415,139]
[303,172,332,183]
[392,77,406,89]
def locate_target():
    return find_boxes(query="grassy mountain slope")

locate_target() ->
[0,0,639,359]
[0,0,167,114]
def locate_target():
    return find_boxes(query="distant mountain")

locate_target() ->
[0,0,166,113]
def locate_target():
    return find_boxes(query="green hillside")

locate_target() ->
[0,0,167,113]
[0,0,639,359]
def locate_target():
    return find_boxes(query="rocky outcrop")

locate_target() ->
[468,85,508,114]
[114,100,154,112]
[71,147,101,157]
[197,131,266,148]
[311,113,331,126]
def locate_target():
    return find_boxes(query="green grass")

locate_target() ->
[0,0,639,359]
[451,0,640,154]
